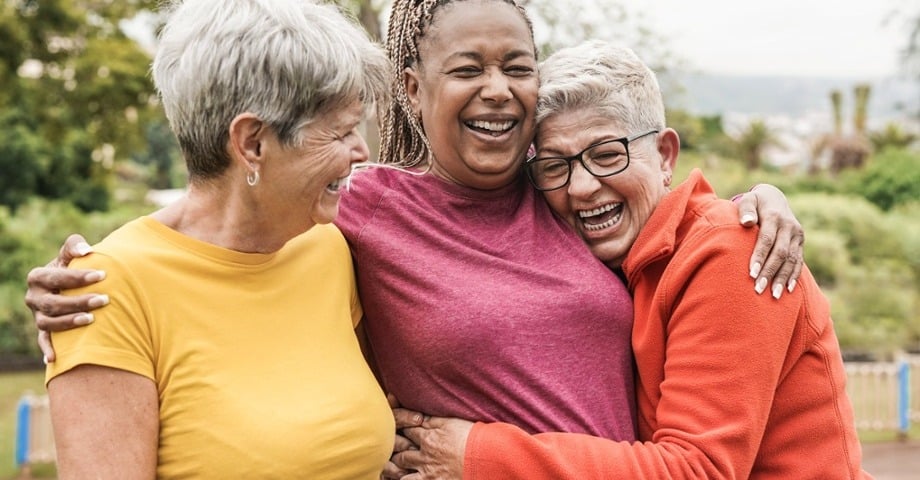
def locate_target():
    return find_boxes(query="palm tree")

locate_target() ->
[734,119,781,170]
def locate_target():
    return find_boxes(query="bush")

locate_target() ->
[788,193,902,265]
[787,192,918,356]
[0,198,150,356]
[848,148,920,211]
[801,230,849,286]
[827,264,919,355]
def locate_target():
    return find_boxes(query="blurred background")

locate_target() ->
[1,0,918,478]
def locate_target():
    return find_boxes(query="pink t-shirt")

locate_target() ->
[336,167,636,440]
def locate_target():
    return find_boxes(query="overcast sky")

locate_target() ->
[124,1,912,79]
[617,0,910,78]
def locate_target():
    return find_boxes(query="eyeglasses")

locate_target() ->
[525,129,659,191]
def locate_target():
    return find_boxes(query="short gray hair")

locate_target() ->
[536,40,664,134]
[153,0,390,180]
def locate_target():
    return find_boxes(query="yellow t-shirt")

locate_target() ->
[47,217,394,479]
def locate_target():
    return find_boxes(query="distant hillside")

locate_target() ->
[665,73,918,120]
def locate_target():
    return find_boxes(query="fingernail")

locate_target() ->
[84,270,106,282]
[74,313,95,325]
[749,262,761,279]
[741,214,756,224]
[42,355,48,366]
[87,294,109,308]
[413,413,423,424]
[787,279,797,293]
[772,283,783,300]
[755,277,767,294]
[74,242,93,256]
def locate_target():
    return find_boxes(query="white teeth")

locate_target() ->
[468,120,514,132]
[583,210,622,231]
[578,203,622,231]
[578,203,617,218]
[327,175,348,192]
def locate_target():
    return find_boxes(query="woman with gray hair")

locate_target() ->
[390,40,869,479]
[43,0,394,478]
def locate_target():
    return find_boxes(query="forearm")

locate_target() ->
[465,423,737,480]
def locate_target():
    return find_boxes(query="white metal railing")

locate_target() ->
[845,354,918,435]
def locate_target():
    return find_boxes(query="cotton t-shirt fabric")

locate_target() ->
[463,169,870,479]
[336,167,637,440]
[46,217,394,479]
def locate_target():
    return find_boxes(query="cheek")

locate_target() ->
[543,192,573,224]
[298,149,338,181]
[514,78,539,108]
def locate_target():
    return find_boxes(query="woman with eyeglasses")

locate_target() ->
[389,40,870,480]
[27,2,807,477]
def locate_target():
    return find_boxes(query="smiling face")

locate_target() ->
[404,0,538,190]
[266,101,369,229]
[538,108,676,267]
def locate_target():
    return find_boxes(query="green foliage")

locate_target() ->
[800,230,849,287]
[730,119,781,170]
[869,122,918,151]
[0,111,45,212]
[0,0,164,212]
[131,120,183,189]
[665,109,704,150]
[785,192,919,353]
[846,148,920,211]
[828,264,920,355]
[0,198,151,356]
[678,146,920,356]
[788,193,900,265]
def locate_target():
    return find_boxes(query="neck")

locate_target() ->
[151,181,313,254]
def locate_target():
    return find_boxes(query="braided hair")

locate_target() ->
[378,0,536,167]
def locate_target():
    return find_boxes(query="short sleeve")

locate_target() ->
[45,252,156,385]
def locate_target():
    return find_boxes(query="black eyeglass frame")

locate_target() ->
[525,129,659,192]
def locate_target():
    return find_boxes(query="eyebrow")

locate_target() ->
[537,136,619,157]
[446,48,535,63]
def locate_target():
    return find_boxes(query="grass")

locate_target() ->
[0,370,55,479]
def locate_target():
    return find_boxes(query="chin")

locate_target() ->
[311,206,339,225]
[590,244,626,265]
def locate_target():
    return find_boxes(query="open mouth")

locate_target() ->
[326,174,350,193]
[465,119,515,137]
[578,203,623,231]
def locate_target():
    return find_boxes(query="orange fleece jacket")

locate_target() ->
[464,170,870,479]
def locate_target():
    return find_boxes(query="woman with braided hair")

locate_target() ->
[344,0,802,437]
[27,0,806,476]
[339,0,639,445]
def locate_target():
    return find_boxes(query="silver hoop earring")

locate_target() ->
[246,170,260,187]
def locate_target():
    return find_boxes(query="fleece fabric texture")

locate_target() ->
[465,169,870,479]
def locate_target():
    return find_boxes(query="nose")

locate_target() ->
[567,159,601,199]
[350,131,370,164]
[480,68,512,104]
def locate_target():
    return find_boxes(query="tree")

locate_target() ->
[732,119,781,170]
[869,122,918,152]
[520,0,679,75]
[0,0,162,211]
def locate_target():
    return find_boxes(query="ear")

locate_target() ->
[403,67,422,118]
[228,113,266,172]
[656,127,680,178]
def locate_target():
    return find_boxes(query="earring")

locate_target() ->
[246,170,260,187]
[664,175,672,187]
